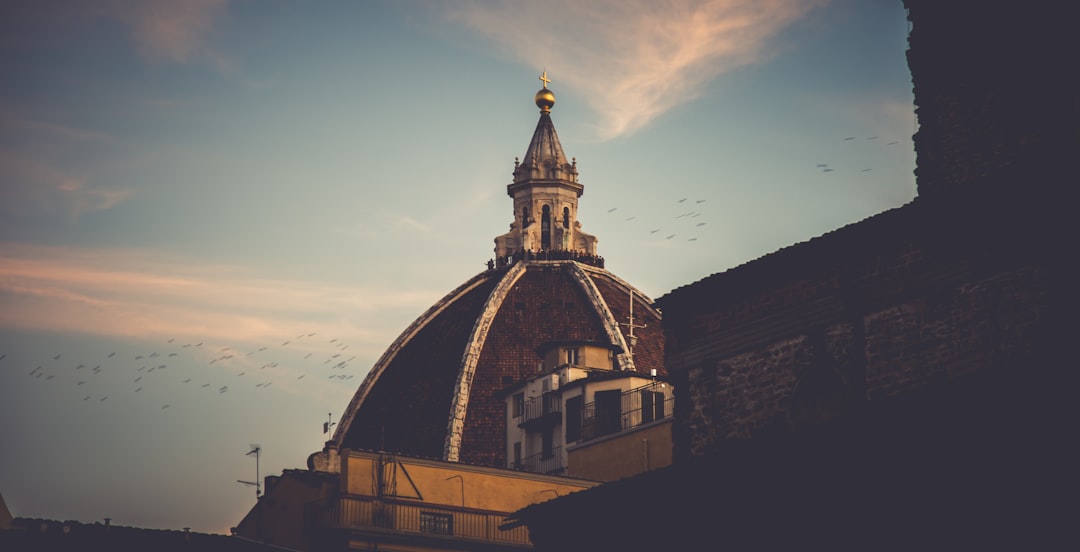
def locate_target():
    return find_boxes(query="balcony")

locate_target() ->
[305,495,531,547]
[518,392,561,429]
[577,381,673,443]
[514,446,566,476]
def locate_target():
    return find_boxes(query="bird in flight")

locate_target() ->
[844,136,855,141]
[607,207,617,213]
[823,168,834,172]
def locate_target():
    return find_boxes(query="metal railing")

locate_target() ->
[305,495,531,546]
[515,446,565,475]
[521,392,561,425]
[578,381,673,442]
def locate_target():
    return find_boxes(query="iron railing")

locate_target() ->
[305,495,531,546]
[578,381,674,442]
[515,446,565,475]
[521,392,561,425]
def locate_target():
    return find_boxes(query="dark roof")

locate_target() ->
[1,518,284,552]
[508,370,1063,550]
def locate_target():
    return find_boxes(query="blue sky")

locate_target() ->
[0,0,915,534]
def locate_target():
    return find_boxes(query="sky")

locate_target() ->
[0,0,916,535]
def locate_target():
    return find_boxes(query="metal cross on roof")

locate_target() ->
[539,71,551,89]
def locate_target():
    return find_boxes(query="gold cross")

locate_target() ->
[539,71,551,88]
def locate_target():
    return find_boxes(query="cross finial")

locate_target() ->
[539,71,551,89]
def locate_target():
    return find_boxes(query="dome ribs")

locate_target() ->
[444,262,528,461]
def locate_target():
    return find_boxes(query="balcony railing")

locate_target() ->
[577,381,674,443]
[520,392,561,426]
[514,446,565,475]
[305,495,531,547]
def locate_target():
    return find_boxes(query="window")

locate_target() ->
[641,390,665,423]
[512,392,525,418]
[595,390,622,436]
[420,512,453,535]
[541,205,551,249]
[562,206,570,229]
[565,347,579,366]
[513,442,522,469]
[541,427,554,459]
[565,396,583,442]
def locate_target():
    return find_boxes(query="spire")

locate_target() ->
[515,74,575,184]
[493,74,599,265]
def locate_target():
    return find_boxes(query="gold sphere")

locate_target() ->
[534,88,555,111]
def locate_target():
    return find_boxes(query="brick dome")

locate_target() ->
[333,260,665,467]
[328,75,665,468]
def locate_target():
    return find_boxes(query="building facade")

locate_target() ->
[236,449,597,551]
[502,340,673,481]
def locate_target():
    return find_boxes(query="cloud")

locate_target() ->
[0,111,135,220]
[0,0,229,66]
[120,0,230,65]
[0,243,440,350]
[443,0,827,140]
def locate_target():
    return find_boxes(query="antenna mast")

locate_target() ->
[237,446,261,499]
[323,413,336,437]
[620,288,647,360]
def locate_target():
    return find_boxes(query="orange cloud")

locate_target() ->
[445,0,828,140]
[0,243,438,353]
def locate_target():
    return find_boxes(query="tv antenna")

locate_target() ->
[620,288,647,357]
[237,444,261,498]
[322,413,336,436]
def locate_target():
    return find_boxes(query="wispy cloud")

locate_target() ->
[0,0,230,66]
[444,0,827,140]
[0,243,438,352]
[119,0,230,66]
[0,110,135,220]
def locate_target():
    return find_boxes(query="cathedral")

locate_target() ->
[312,76,666,471]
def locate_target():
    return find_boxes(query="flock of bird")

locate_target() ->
[600,134,906,243]
[817,135,902,174]
[4,332,362,413]
[605,196,709,243]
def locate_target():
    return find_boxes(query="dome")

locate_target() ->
[329,75,666,469]
[333,260,664,467]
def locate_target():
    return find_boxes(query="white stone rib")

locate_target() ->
[332,272,495,445]
[576,263,662,320]
[442,261,528,462]
[566,262,639,372]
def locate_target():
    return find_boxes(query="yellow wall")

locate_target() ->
[344,451,597,512]
[567,420,672,481]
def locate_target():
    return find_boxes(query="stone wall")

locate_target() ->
[657,0,1074,460]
